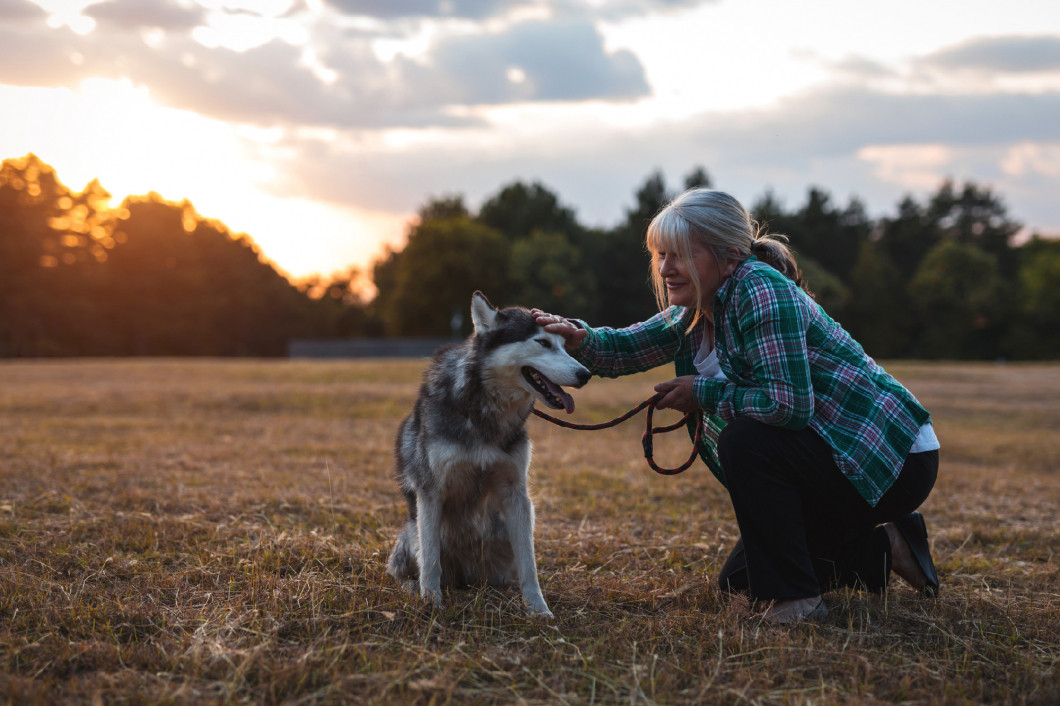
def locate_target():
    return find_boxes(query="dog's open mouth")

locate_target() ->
[522,367,576,413]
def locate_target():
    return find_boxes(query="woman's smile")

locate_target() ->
[658,241,736,308]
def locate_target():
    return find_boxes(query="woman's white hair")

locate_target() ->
[645,188,804,317]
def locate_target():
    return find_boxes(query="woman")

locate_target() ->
[533,188,940,624]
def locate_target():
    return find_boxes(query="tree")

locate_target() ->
[796,255,849,321]
[928,180,1021,278]
[509,230,594,316]
[416,194,469,222]
[1006,236,1060,359]
[0,154,90,355]
[683,166,713,190]
[477,181,583,243]
[376,214,509,336]
[99,194,320,355]
[876,195,941,281]
[751,190,790,235]
[843,242,911,358]
[908,240,1005,359]
[589,171,669,326]
[785,187,866,280]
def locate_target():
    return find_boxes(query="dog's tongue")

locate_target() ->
[542,376,576,414]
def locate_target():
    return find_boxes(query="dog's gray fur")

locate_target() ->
[386,292,590,617]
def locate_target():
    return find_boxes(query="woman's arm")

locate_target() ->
[535,308,686,379]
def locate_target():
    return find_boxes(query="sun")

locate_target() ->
[1,76,405,279]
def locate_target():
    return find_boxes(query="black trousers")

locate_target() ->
[716,417,938,601]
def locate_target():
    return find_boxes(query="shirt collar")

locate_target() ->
[715,254,757,306]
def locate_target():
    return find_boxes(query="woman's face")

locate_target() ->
[658,239,737,309]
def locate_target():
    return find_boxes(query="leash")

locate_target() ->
[531,392,703,475]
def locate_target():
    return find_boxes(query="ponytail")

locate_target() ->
[749,229,812,296]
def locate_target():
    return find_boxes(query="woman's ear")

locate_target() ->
[723,247,741,275]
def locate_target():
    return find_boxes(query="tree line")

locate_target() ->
[1,153,1058,359]
[370,168,1059,360]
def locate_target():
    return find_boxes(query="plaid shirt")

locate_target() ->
[573,257,930,506]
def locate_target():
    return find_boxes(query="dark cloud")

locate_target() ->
[695,87,1060,165]
[420,19,648,102]
[0,0,45,21]
[919,35,1060,73]
[83,0,205,32]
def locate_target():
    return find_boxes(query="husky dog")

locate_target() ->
[386,292,591,617]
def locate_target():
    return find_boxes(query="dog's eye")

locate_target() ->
[536,338,552,349]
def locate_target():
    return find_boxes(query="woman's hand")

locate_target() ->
[532,309,588,351]
[653,376,699,413]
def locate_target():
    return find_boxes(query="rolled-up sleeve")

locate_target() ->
[573,309,686,378]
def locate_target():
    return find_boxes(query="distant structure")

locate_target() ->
[287,338,453,358]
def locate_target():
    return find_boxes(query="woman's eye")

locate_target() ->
[536,338,552,349]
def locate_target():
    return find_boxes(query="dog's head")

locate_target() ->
[470,291,591,413]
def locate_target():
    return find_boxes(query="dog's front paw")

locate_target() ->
[525,603,554,619]
[420,585,444,609]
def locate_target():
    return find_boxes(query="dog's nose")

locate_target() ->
[575,368,591,387]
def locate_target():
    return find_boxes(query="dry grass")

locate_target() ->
[0,358,1057,705]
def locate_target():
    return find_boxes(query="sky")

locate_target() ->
[2,0,1059,281]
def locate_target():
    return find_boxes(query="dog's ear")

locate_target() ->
[470,291,498,334]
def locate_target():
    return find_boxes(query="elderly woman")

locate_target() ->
[534,188,940,623]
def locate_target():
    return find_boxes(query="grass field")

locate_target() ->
[0,359,1057,705]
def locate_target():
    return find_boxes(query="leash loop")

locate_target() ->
[531,392,703,475]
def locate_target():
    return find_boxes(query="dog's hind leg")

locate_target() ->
[387,519,420,582]
[415,494,445,607]
[502,488,552,618]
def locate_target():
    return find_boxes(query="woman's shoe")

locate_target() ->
[762,597,829,624]
[893,511,940,598]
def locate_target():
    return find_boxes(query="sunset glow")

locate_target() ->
[3,0,1058,279]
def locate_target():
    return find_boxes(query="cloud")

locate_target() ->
[262,82,1060,226]
[0,23,86,87]
[83,0,205,32]
[686,87,1060,167]
[0,8,648,129]
[416,18,648,102]
[919,35,1060,73]
[0,0,45,21]
[322,0,713,21]
[5,0,1058,246]
[583,0,715,22]
[828,55,895,80]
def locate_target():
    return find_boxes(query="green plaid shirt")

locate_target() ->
[573,257,930,506]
